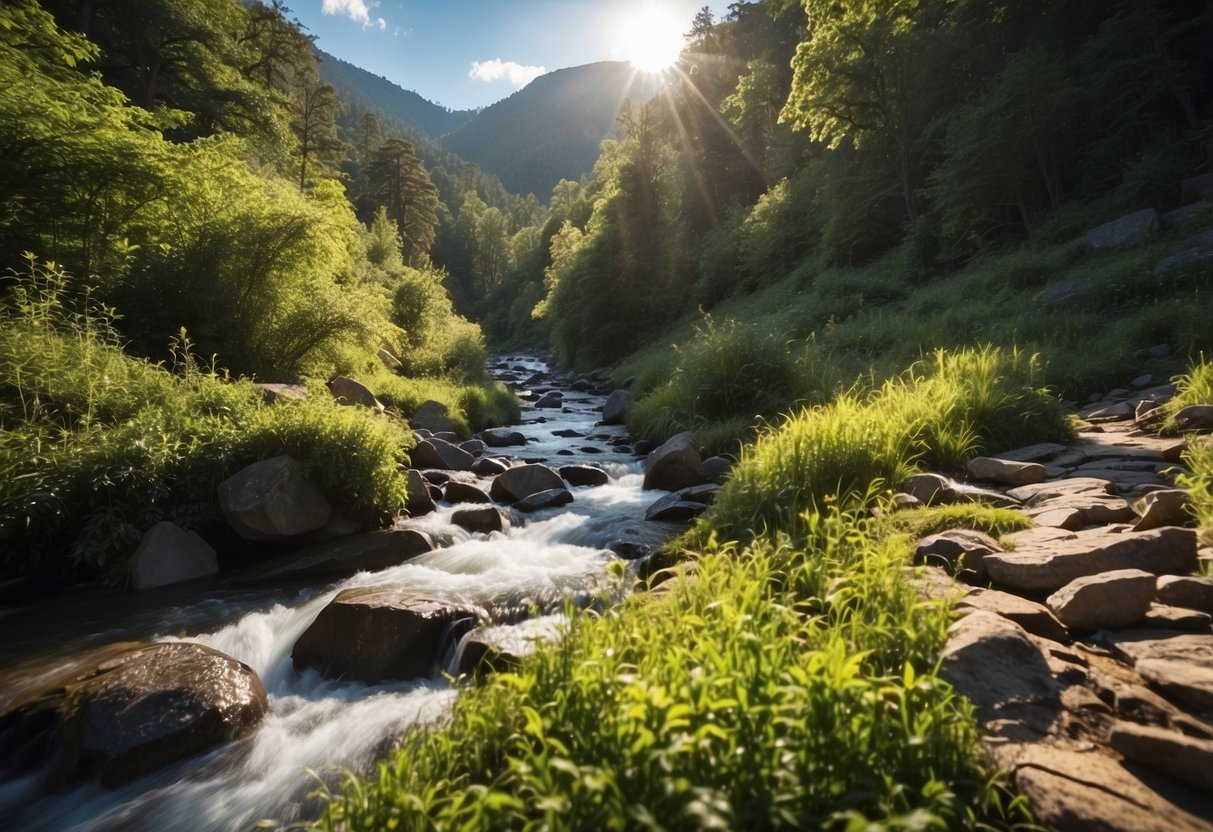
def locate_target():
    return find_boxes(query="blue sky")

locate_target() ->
[293,1,733,111]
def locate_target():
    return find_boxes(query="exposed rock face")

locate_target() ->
[411,400,458,434]
[490,464,566,502]
[602,390,632,425]
[292,588,484,682]
[1086,208,1159,251]
[327,377,383,411]
[238,529,432,583]
[643,432,704,492]
[1046,568,1157,630]
[410,438,475,472]
[559,465,609,487]
[481,428,527,447]
[1154,575,1213,614]
[0,643,266,788]
[957,589,1069,644]
[127,522,218,590]
[218,455,331,541]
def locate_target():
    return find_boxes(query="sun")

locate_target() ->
[618,6,687,73]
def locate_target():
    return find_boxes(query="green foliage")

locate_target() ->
[390,266,488,382]
[0,257,412,581]
[1170,358,1213,546]
[317,510,1027,830]
[880,504,1034,542]
[367,137,440,268]
[708,347,1069,543]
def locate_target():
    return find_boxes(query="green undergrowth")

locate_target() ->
[704,347,1070,545]
[880,504,1034,543]
[0,257,510,582]
[1171,358,1213,548]
[317,514,1032,831]
[619,232,1209,453]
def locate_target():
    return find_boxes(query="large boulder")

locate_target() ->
[327,377,384,412]
[444,481,492,504]
[0,643,266,788]
[410,438,474,472]
[127,522,218,590]
[480,428,527,448]
[411,400,458,434]
[1046,568,1157,630]
[1086,208,1159,251]
[291,588,484,682]
[643,432,704,492]
[218,455,331,541]
[602,390,632,425]
[490,464,566,502]
[238,529,432,583]
[406,469,437,516]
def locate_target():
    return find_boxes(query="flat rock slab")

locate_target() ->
[1046,568,1156,631]
[1000,744,1213,832]
[993,443,1068,463]
[292,588,485,682]
[1101,630,1213,713]
[1155,575,1213,614]
[967,456,1046,486]
[986,527,1197,592]
[958,589,1069,644]
[1109,721,1213,793]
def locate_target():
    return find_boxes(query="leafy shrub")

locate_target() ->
[0,258,413,581]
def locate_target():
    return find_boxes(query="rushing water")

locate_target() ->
[0,355,670,831]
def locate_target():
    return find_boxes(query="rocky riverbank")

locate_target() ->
[906,377,1213,830]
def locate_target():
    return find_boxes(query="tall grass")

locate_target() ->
[317,512,1029,830]
[0,258,415,581]
[1170,358,1213,548]
[708,347,1069,543]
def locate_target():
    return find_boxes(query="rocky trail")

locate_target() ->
[909,375,1213,830]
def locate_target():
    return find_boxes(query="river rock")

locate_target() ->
[1133,489,1191,531]
[602,390,632,424]
[1086,208,1159,251]
[457,618,561,675]
[239,529,432,583]
[1046,568,1156,630]
[460,439,486,457]
[406,469,436,516]
[985,527,1198,592]
[292,588,485,682]
[218,455,331,541]
[957,589,1069,644]
[702,456,733,483]
[644,493,707,523]
[0,643,267,788]
[444,481,492,504]
[411,400,458,434]
[327,377,383,411]
[452,506,506,534]
[491,463,566,502]
[559,465,609,487]
[966,456,1046,486]
[410,438,474,472]
[1173,404,1213,432]
[514,488,575,513]
[534,392,563,409]
[914,530,1000,583]
[1155,575,1213,614]
[126,522,218,590]
[481,428,527,447]
[643,432,704,492]
[473,457,510,477]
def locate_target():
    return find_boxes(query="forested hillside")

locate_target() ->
[0,0,517,580]
[440,61,662,198]
[318,50,475,140]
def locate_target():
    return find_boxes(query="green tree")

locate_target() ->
[367,137,440,268]
[291,65,346,190]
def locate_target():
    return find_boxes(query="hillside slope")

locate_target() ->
[441,61,661,198]
[318,50,475,139]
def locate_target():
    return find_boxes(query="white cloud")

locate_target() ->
[468,59,546,86]
[322,0,371,27]
[377,17,386,29]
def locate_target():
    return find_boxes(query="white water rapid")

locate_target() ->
[0,355,674,831]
